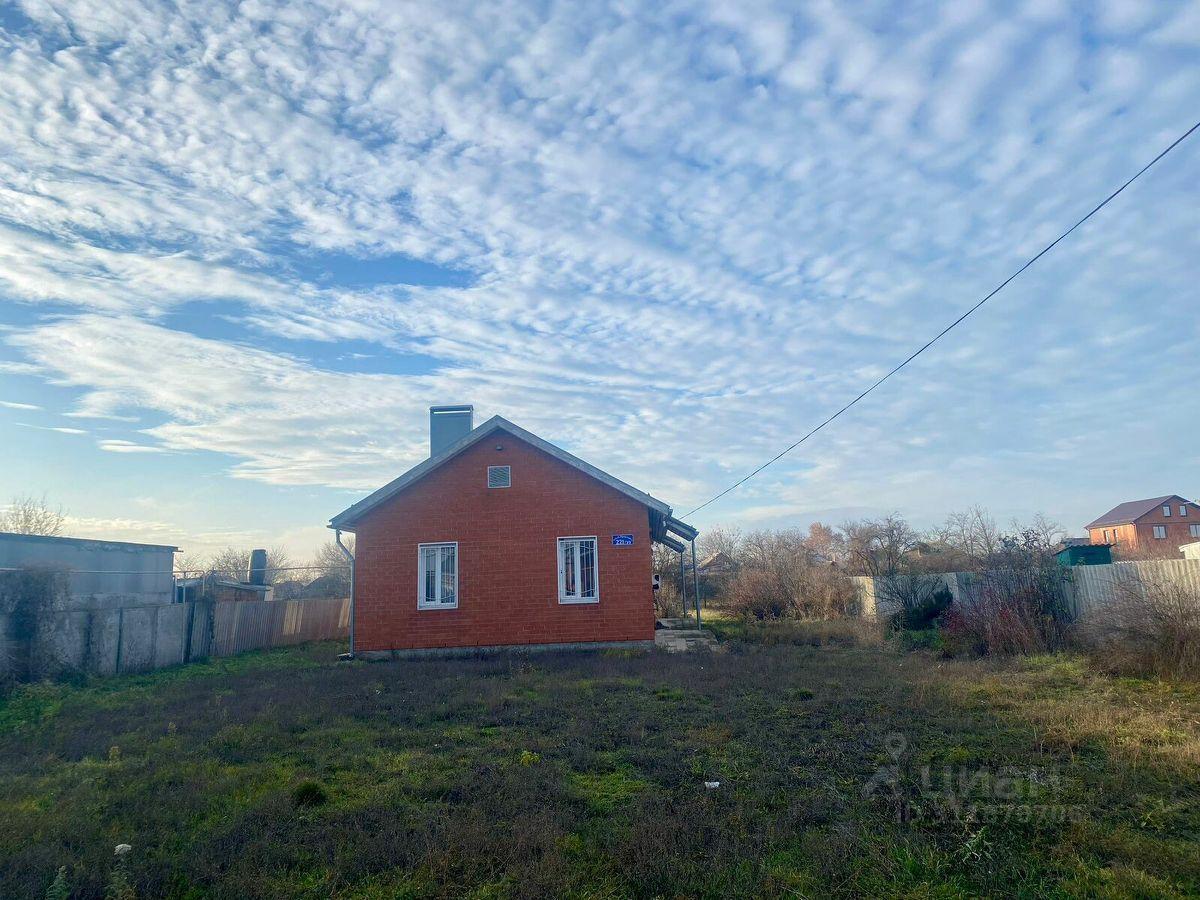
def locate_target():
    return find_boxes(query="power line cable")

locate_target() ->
[684,118,1200,518]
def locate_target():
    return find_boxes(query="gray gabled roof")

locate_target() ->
[1086,495,1196,529]
[329,415,673,530]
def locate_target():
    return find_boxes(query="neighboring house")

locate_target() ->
[1086,495,1200,554]
[696,550,735,576]
[329,406,696,656]
[0,531,176,609]
[272,579,306,601]
[298,573,349,600]
[174,576,273,603]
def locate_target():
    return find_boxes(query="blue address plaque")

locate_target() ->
[611,534,634,547]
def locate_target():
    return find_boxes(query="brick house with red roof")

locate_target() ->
[1086,495,1200,555]
[329,406,696,657]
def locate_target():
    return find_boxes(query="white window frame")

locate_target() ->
[1181,505,1188,517]
[557,536,599,604]
[417,541,459,610]
[1190,524,1200,538]
[487,465,511,489]
[1162,505,1172,517]
[1152,526,1167,540]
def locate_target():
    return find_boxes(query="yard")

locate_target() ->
[2,626,1198,898]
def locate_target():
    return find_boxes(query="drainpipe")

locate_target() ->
[690,539,701,630]
[335,529,355,659]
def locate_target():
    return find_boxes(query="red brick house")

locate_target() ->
[1086,495,1200,555]
[329,406,695,657]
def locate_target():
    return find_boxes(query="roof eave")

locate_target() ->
[329,415,673,529]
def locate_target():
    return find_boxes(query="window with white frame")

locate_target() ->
[1190,524,1200,538]
[557,536,598,603]
[1163,505,1172,517]
[1181,505,1189,517]
[418,542,458,609]
[1153,526,1167,539]
[1102,529,1109,542]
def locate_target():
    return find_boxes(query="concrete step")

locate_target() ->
[654,628,720,653]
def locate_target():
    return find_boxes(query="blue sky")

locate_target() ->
[1,0,1198,561]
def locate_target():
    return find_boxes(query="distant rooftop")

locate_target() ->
[1086,495,1194,529]
[0,531,178,552]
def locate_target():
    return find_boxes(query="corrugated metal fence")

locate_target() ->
[852,559,1200,621]
[1069,559,1200,617]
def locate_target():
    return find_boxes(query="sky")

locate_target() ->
[1,0,1198,563]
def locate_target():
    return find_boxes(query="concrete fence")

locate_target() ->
[3,594,350,681]
[851,558,1200,623]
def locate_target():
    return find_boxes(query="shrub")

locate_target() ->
[876,575,953,631]
[727,561,856,621]
[728,569,792,620]
[940,566,1072,657]
[0,567,71,684]
[290,780,329,808]
[1078,576,1200,681]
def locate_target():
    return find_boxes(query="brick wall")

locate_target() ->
[352,432,656,651]
[1089,498,1200,553]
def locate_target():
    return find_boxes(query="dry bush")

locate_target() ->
[1078,576,1200,681]
[941,567,1072,657]
[727,557,856,621]
[876,574,953,631]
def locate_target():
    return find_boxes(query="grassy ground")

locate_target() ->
[2,628,1198,898]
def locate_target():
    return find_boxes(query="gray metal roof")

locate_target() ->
[1086,495,1196,529]
[330,415,674,529]
[0,531,178,552]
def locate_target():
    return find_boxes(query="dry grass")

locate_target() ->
[1077,577,1200,682]
[1,636,1197,897]
[924,654,1200,775]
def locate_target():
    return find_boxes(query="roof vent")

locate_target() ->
[488,465,511,489]
[429,405,473,457]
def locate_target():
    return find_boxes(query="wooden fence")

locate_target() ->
[196,595,351,658]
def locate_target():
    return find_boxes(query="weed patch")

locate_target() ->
[1,639,1196,897]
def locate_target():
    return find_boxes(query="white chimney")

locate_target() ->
[429,405,473,456]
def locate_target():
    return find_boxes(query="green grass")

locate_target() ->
[1,635,1198,898]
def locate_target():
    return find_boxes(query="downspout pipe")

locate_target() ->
[335,528,355,659]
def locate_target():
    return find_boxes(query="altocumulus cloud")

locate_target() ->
[1,0,1198,525]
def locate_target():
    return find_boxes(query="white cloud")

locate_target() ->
[15,422,87,434]
[1,0,1198,537]
[97,439,168,453]
[1,400,40,410]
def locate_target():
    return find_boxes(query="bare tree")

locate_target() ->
[173,552,207,576]
[311,538,354,578]
[805,522,844,563]
[936,506,1002,568]
[740,527,810,570]
[841,513,919,576]
[697,524,743,562]
[0,494,66,536]
[652,542,685,616]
